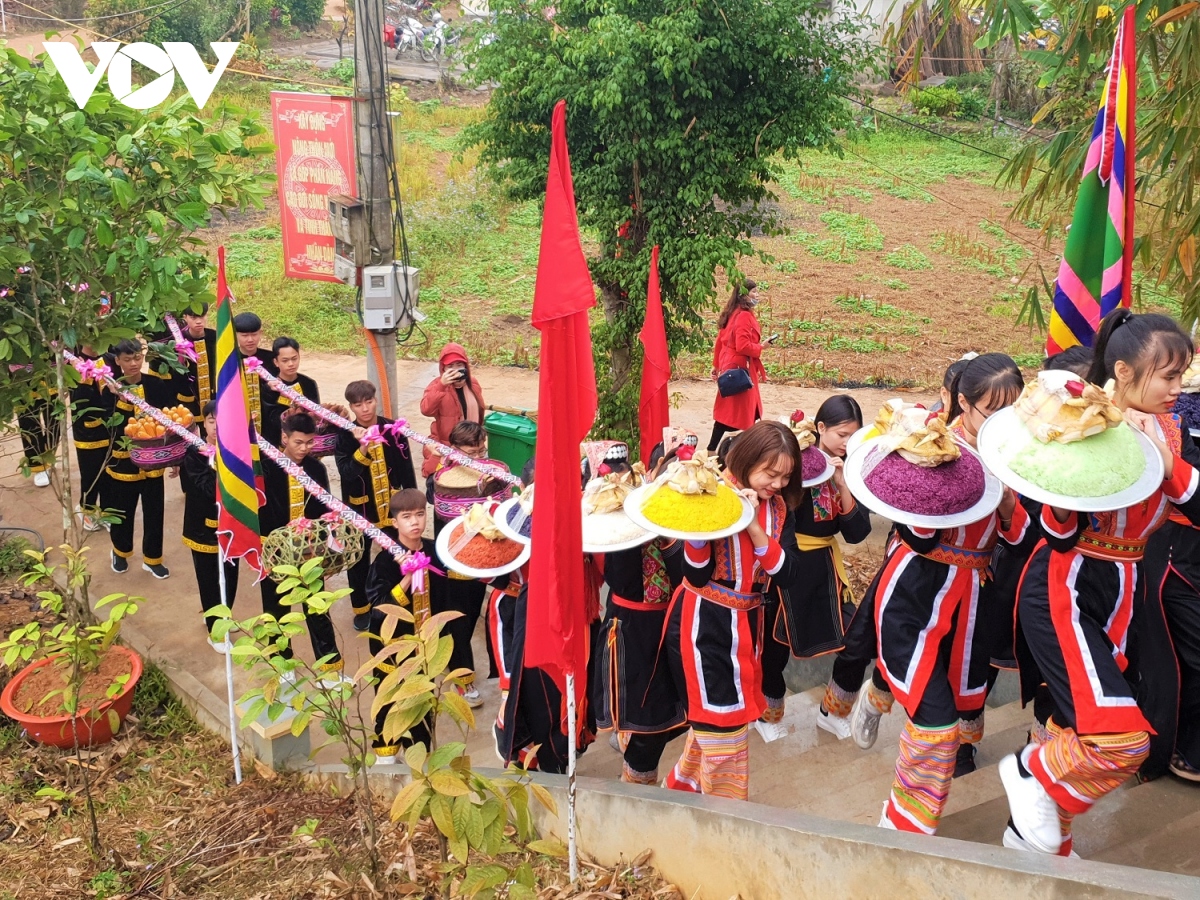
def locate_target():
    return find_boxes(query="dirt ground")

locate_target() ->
[743,177,1053,387]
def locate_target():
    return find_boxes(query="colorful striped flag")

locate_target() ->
[214,246,265,580]
[1046,5,1137,354]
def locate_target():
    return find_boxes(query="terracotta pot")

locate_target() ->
[0,645,143,748]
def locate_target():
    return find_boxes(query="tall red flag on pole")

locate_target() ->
[637,245,670,468]
[526,100,598,690]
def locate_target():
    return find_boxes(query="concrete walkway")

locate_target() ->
[5,355,1199,881]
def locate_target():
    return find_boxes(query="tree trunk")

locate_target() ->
[599,282,632,391]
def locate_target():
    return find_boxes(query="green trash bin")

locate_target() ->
[484,411,537,476]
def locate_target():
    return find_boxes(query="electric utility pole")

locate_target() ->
[353,0,400,416]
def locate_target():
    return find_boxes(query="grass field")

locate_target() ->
[204,66,1177,388]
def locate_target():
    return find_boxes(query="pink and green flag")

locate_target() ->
[1047,5,1136,354]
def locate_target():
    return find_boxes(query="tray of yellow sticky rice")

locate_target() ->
[623,450,754,541]
[977,371,1163,512]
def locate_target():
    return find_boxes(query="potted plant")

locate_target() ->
[0,546,144,748]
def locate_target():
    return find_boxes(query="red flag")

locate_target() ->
[637,245,670,468]
[526,100,598,689]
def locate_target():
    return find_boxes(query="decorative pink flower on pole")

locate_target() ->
[244,357,263,372]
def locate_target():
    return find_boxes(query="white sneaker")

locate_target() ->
[609,731,622,752]
[372,753,397,767]
[999,752,1062,855]
[753,718,788,743]
[850,683,883,750]
[460,686,484,708]
[207,636,231,655]
[1003,824,1079,858]
[878,801,896,830]
[82,514,102,533]
[33,471,50,488]
[816,706,853,740]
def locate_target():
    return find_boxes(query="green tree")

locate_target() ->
[0,47,272,619]
[466,0,874,440]
[918,0,1200,327]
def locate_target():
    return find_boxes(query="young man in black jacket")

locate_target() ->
[233,312,277,431]
[180,402,240,651]
[259,412,346,682]
[260,336,321,448]
[335,379,416,632]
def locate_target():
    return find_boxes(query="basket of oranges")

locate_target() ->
[125,406,195,471]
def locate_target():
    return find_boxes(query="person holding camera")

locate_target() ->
[419,343,486,477]
[709,279,774,452]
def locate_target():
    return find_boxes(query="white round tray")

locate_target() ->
[801,448,835,488]
[976,407,1164,513]
[623,483,755,542]
[435,513,530,579]
[582,517,654,555]
[846,425,881,460]
[843,438,1003,529]
[494,496,531,546]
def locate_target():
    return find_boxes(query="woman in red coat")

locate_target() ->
[420,343,486,477]
[709,279,766,452]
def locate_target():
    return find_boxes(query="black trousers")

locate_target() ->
[438,576,486,684]
[75,446,108,511]
[347,534,375,615]
[369,612,430,751]
[108,475,165,563]
[761,619,791,703]
[18,400,60,472]
[190,550,239,628]
[1163,571,1200,767]
[707,420,739,454]
[625,726,687,774]
[260,576,341,667]
[831,589,884,695]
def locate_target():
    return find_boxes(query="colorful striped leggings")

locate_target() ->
[665,726,750,800]
[887,720,959,834]
[1027,721,1149,832]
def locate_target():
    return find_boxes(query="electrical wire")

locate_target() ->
[7,0,349,91]
[4,0,178,21]
[843,94,1171,213]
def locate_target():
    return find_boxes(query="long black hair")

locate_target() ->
[1086,308,1193,388]
[948,352,1024,422]
[717,279,757,330]
[814,394,863,429]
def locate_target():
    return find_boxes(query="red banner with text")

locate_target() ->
[270,92,357,282]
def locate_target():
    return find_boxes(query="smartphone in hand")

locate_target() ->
[766,334,780,344]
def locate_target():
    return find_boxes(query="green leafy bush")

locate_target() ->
[330,57,355,86]
[287,0,326,29]
[956,91,989,122]
[909,86,961,118]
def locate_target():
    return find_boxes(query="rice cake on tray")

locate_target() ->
[843,439,1002,529]
[977,407,1162,512]
[624,482,754,542]
[436,507,530,579]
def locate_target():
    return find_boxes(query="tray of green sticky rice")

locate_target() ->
[624,482,753,542]
[978,407,1162,512]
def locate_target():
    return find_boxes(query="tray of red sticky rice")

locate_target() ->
[436,512,530,579]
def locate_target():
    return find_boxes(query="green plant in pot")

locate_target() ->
[0,545,144,750]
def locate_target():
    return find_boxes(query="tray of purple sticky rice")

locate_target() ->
[845,425,881,460]
[799,446,835,488]
[1173,392,1200,439]
[844,437,1002,529]
[495,496,532,546]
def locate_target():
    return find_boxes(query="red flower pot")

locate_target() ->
[0,646,143,748]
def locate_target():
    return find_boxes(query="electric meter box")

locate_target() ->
[328,195,368,259]
[362,264,420,331]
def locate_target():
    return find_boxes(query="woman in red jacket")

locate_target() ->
[420,343,486,477]
[709,280,766,452]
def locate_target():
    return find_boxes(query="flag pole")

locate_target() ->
[219,559,243,785]
[565,671,578,882]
